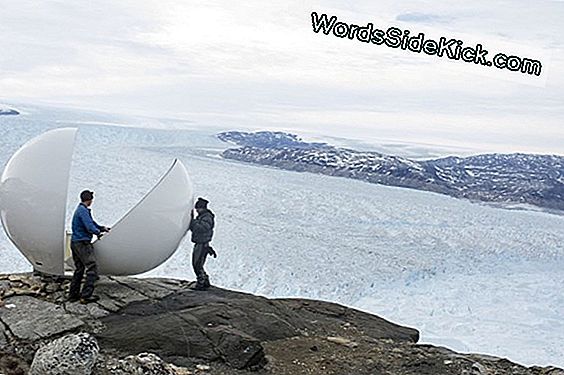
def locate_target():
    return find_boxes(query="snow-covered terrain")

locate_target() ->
[0,105,563,368]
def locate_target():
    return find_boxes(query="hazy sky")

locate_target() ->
[0,1,563,155]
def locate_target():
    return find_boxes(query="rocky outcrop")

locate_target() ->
[0,108,19,116]
[29,333,99,375]
[0,295,84,340]
[0,273,562,375]
[98,352,192,375]
[95,278,417,369]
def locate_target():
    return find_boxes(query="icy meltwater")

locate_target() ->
[0,107,563,367]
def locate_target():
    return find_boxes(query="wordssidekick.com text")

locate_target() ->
[311,12,542,76]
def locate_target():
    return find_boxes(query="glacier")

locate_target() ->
[0,105,563,367]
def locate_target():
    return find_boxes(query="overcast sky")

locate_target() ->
[0,1,563,155]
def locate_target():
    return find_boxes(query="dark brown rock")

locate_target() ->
[0,352,29,375]
[205,326,265,369]
[96,283,418,369]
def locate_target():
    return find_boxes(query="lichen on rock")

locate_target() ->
[29,332,99,375]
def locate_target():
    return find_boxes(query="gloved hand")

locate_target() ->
[207,246,217,258]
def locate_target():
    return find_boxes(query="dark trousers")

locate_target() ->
[69,240,98,299]
[192,243,210,287]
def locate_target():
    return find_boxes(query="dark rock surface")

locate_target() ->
[0,273,561,375]
[218,131,564,212]
[96,277,417,369]
[0,295,84,340]
[0,108,19,116]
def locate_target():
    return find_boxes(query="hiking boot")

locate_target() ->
[80,295,100,304]
[67,295,80,303]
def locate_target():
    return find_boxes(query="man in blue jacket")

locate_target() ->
[68,190,110,304]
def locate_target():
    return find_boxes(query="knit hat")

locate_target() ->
[195,197,209,209]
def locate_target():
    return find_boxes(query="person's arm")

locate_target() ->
[188,208,201,232]
[89,210,110,233]
[188,210,195,231]
[78,207,101,236]
[93,220,107,232]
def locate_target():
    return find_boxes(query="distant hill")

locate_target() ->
[218,131,564,212]
[0,108,20,116]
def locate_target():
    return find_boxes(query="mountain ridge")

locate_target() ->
[218,131,564,212]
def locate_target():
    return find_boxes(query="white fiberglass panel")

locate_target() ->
[94,159,193,275]
[0,128,77,275]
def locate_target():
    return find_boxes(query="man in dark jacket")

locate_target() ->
[68,190,110,304]
[188,197,216,290]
